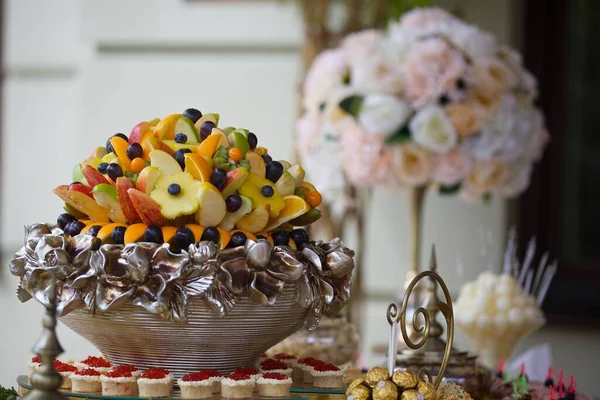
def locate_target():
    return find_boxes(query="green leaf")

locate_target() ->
[338,95,364,117]
[439,183,461,195]
[483,193,493,205]
[385,126,411,145]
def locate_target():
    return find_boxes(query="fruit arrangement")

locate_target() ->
[54,108,323,251]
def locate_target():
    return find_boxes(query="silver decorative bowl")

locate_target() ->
[60,285,306,376]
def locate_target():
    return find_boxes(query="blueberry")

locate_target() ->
[97,162,109,174]
[290,228,309,247]
[261,185,274,197]
[106,133,128,153]
[144,225,164,244]
[175,148,192,169]
[248,132,258,150]
[227,231,247,248]
[111,226,126,244]
[174,227,195,249]
[168,183,181,195]
[126,143,143,160]
[183,108,202,123]
[262,154,272,164]
[271,231,289,246]
[210,168,227,190]
[174,133,187,144]
[226,195,242,212]
[106,163,124,181]
[65,221,85,236]
[57,213,76,230]
[266,161,283,183]
[200,121,216,140]
[87,225,102,237]
[201,226,220,244]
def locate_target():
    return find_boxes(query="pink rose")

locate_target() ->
[404,38,468,107]
[445,99,489,137]
[468,58,517,107]
[342,29,383,60]
[296,111,323,154]
[387,143,433,186]
[464,158,508,196]
[432,147,473,186]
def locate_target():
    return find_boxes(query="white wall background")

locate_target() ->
[1,0,598,395]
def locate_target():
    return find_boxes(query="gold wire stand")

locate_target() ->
[386,246,454,389]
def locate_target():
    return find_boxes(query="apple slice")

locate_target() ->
[275,172,296,196]
[68,182,94,198]
[162,140,200,153]
[211,128,230,148]
[227,131,250,156]
[222,167,249,198]
[196,182,227,227]
[184,153,212,182]
[89,146,108,159]
[128,188,167,226]
[150,149,182,176]
[84,157,103,169]
[92,184,127,223]
[129,121,152,144]
[116,177,140,222]
[287,165,306,187]
[145,136,175,156]
[53,185,109,222]
[155,113,182,140]
[235,206,269,233]
[72,164,89,186]
[279,160,291,170]
[136,166,162,194]
[218,196,252,231]
[245,151,266,178]
[124,223,147,244]
[82,165,110,188]
[194,113,220,130]
[175,116,200,143]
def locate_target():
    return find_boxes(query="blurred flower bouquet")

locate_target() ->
[297,7,548,205]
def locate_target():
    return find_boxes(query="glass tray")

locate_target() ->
[17,375,345,399]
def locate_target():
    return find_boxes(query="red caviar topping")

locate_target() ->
[75,368,102,377]
[105,369,133,378]
[273,353,296,360]
[31,356,41,363]
[203,369,222,377]
[314,363,340,372]
[261,353,268,357]
[53,360,77,373]
[263,373,288,380]
[228,372,251,381]
[141,368,170,379]
[81,356,111,368]
[234,367,258,375]
[181,372,213,382]
[298,357,322,366]
[260,359,288,371]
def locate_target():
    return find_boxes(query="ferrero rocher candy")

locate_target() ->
[373,380,398,400]
[392,369,419,390]
[418,379,437,400]
[366,367,390,387]
[346,383,371,400]
[401,389,421,400]
[347,378,368,393]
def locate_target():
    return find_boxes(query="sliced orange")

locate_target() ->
[217,227,231,249]
[264,195,310,231]
[81,221,109,234]
[197,134,221,158]
[287,239,297,250]
[154,114,182,140]
[97,223,127,243]
[162,226,178,245]
[231,229,257,242]
[109,136,132,172]
[140,131,155,160]
[124,223,147,244]
[184,153,213,182]
[185,224,205,242]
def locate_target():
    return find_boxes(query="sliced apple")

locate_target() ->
[150,149,182,176]
[211,128,230,148]
[53,186,109,222]
[128,188,167,226]
[82,165,109,188]
[184,153,212,182]
[72,164,88,186]
[194,113,220,130]
[84,157,103,169]
[221,167,249,198]
[116,177,140,222]
[162,140,200,153]
[175,116,200,143]
[129,121,153,144]
[102,152,118,164]
[289,207,321,226]
[196,182,227,227]
[149,118,160,126]
[227,131,250,156]
[146,136,175,157]
[136,166,162,194]
[218,195,253,231]
[279,160,291,170]
[197,134,221,158]
[124,223,147,244]
[68,182,94,198]
[275,172,296,196]
[155,113,182,140]
[92,184,127,223]
[245,151,266,178]
[89,146,108,159]
[287,165,305,187]
[235,206,269,233]
[264,195,310,231]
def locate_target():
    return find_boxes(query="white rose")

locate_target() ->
[409,105,458,153]
[498,160,532,197]
[302,49,348,111]
[358,94,411,137]
[349,51,404,95]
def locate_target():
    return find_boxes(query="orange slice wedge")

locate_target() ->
[184,153,212,182]
[264,195,310,231]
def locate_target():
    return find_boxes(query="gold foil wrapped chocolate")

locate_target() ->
[366,367,390,387]
[392,369,419,390]
[373,380,398,400]
[401,389,421,400]
[418,379,437,400]
[347,378,368,393]
[346,382,371,400]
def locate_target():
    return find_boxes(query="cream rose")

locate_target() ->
[409,105,458,153]
[445,99,489,137]
[404,37,468,107]
[342,29,383,60]
[499,160,532,197]
[464,158,508,195]
[350,52,404,95]
[398,7,458,28]
[388,143,433,186]
[302,49,348,111]
[432,147,473,186]
[358,94,411,137]
[469,58,517,107]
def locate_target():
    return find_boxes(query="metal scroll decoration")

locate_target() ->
[9,223,355,328]
[386,269,454,390]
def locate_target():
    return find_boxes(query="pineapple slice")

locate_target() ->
[150,172,200,219]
